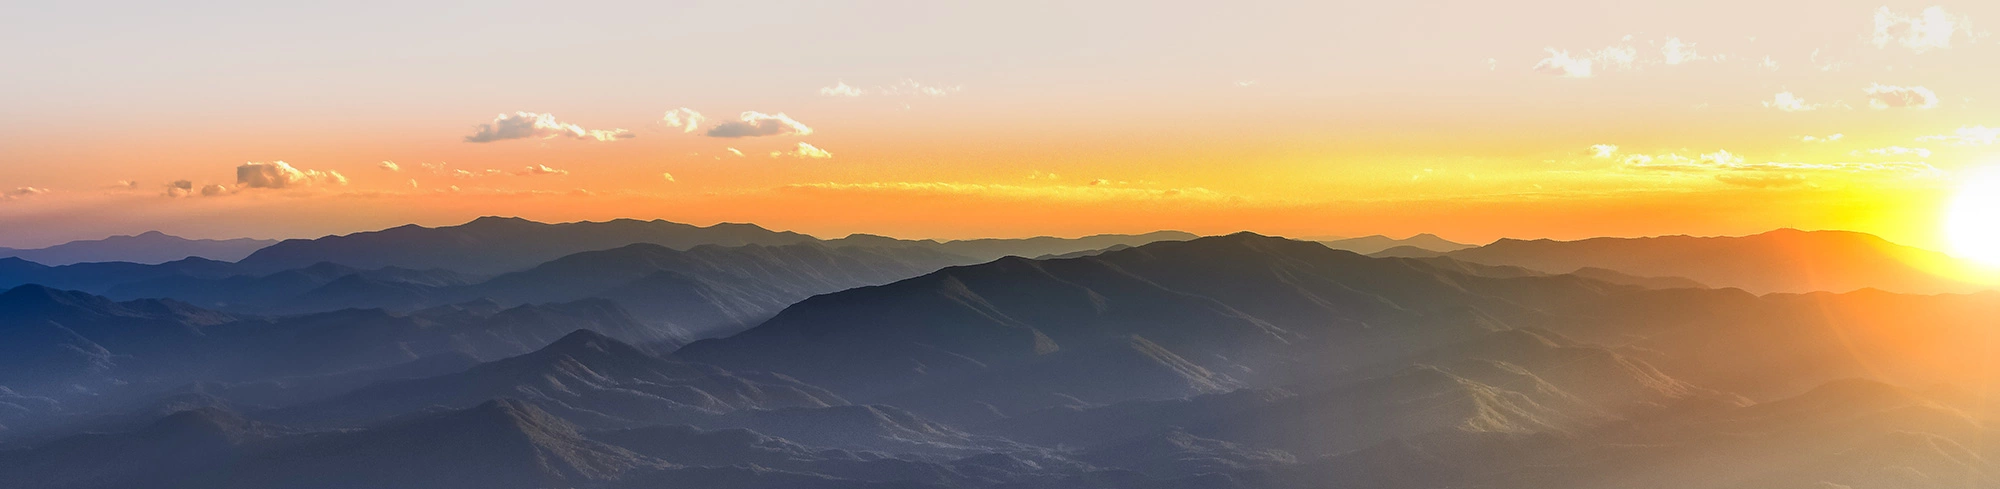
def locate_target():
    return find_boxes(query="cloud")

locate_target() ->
[1610,147,1940,180]
[1917,125,2000,145]
[1801,133,1844,143]
[3,187,47,200]
[200,184,229,197]
[516,164,569,176]
[706,111,813,138]
[112,180,140,190]
[1872,6,1974,53]
[1590,144,1619,158]
[770,142,833,159]
[882,79,961,97]
[1758,56,1780,71]
[819,82,864,97]
[378,161,401,172]
[1852,146,1932,158]
[1864,83,1939,109]
[726,148,744,157]
[236,161,348,189]
[463,111,634,143]
[661,172,676,182]
[1533,49,1593,77]
[165,180,195,197]
[1763,92,1827,112]
[1715,173,1809,188]
[1659,37,1703,65]
[662,108,704,133]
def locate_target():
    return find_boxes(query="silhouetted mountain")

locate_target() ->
[1443,228,1982,294]
[236,217,825,274]
[0,232,276,266]
[0,256,244,293]
[829,231,1198,261]
[1318,233,1472,255]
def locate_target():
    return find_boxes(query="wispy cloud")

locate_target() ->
[464,112,633,143]
[1589,144,1619,158]
[1917,125,2000,145]
[819,82,865,97]
[1715,173,1809,188]
[1863,83,1939,109]
[779,181,1227,202]
[706,112,813,138]
[820,79,963,97]
[1801,133,1844,143]
[1872,6,1976,53]
[378,161,401,172]
[3,187,47,200]
[1852,146,1931,158]
[1533,49,1594,77]
[770,142,833,159]
[516,164,569,176]
[1763,92,1840,112]
[237,161,348,189]
[1659,37,1704,65]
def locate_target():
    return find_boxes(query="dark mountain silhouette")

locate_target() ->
[1442,228,1982,294]
[829,230,1198,261]
[0,232,276,266]
[0,256,244,293]
[1317,233,1473,255]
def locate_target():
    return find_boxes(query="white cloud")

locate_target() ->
[1872,6,1974,53]
[236,161,348,189]
[1853,146,1932,158]
[662,108,705,133]
[517,164,569,176]
[1235,80,1259,87]
[770,142,833,159]
[1758,56,1780,71]
[1660,37,1704,65]
[708,112,813,138]
[661,172,676,182]
[726,147,744,157]
[1533,48,1593,77]
[378,161,401,172]
[1864,83,1939,109]
[1590,144,1619,158]
[3,187,47,200]
[1802,133,1844,143]
[1763,92,1825,112]
[200,184,229,197]
[819,82,865,97]
[1917,125,2000,145]
[464,112,634,143]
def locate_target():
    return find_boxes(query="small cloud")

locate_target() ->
[112,180,140,190]
[726,147,744,157]
[1089,179,1108,186]
[707,112,813,138]
[3,187,47,200]
[662,108,705,133]
[408,179,419,189]
[1590,144,1619,158]
[1715,173,1809,188]
[769,142,833,159]
[378,161,401,172]
[661,172,676,182]
[1234,80,1259,87]
[464,111,634,143]
[1872,7,1975,53]
[165,180,195,197]
[517,164,569,176]
[1763,91,1826,112]
[1864,83,1939,109]
[819,82,865,97]
[1659,37,1704,65]
[1533,48,1593,77]
[1801,133,1844,143]
[882,79,961,97]
[1029,171,1060,180]
[1485,58,1498,70]
[1917,125,2000,145]
[237,161,348,189]
[200,184,229,197]
[1758,56,1779,71]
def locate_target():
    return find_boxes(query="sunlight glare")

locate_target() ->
[1946,166,2000,266]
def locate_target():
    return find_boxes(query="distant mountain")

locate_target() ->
[0,232,276,266]
[238,216,1196,275]
[1441,228,1983,294]
[1317,233,1472,255]
[0,256,244,293]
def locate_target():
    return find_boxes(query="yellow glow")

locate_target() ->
[1945,166,2000,266]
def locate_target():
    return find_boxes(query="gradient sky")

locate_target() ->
[2,0,1997,254]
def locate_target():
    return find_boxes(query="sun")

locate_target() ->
[1945,166,2000,267]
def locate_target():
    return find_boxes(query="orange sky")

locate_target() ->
[1,1,1997,255]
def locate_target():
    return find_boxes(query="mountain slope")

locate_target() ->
[1443,229,1980,294]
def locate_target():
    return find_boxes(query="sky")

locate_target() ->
[2,0,1998,254]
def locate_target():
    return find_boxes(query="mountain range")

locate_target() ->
[1,222,1997,489]
[0,232,277,266]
